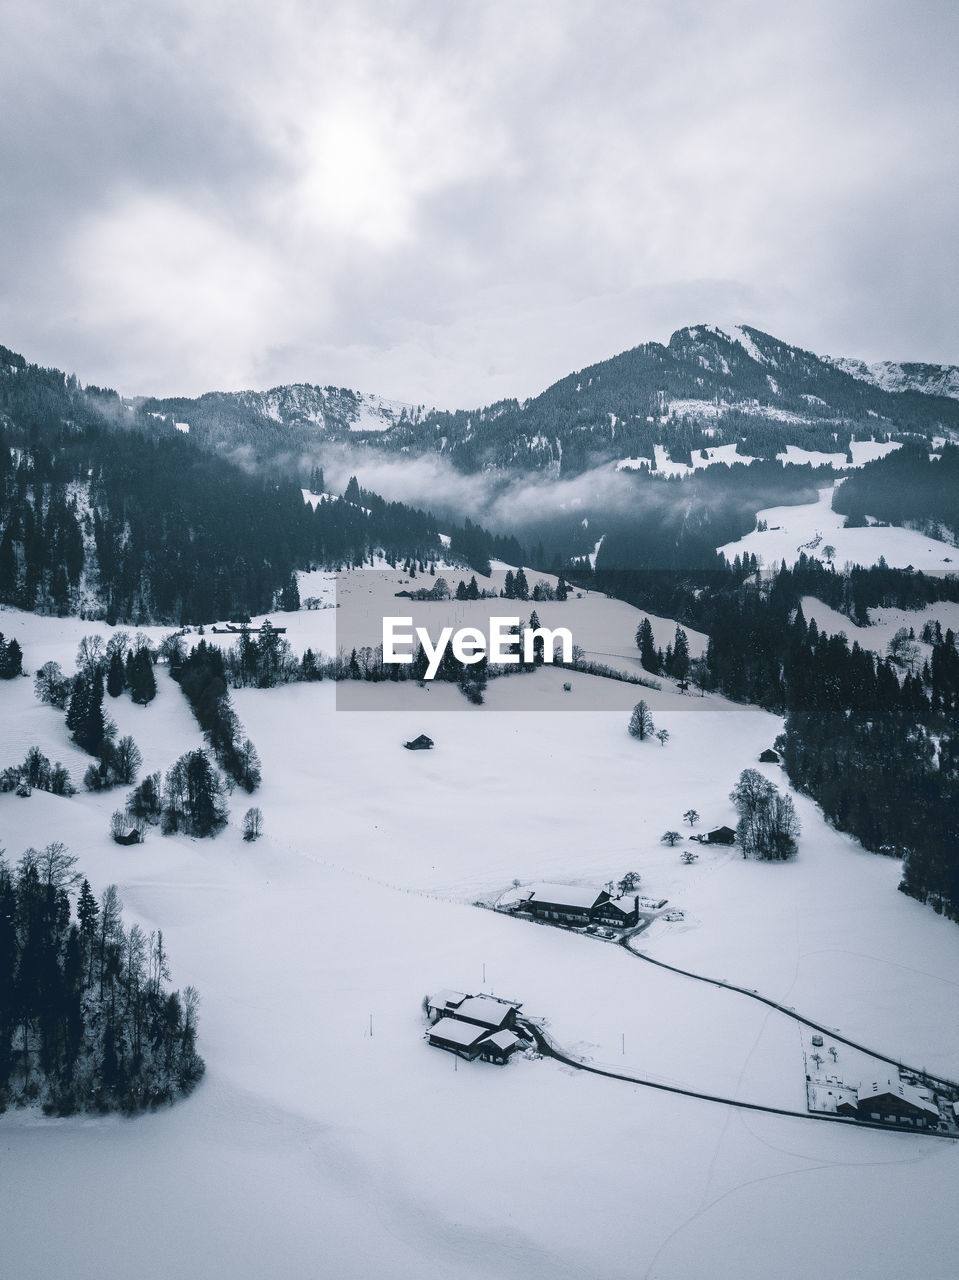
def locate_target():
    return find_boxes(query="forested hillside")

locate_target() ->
[832,443,959,543]
[0,347,516,623]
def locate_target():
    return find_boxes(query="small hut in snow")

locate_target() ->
[705,825,736,845]
[404,734,434,751]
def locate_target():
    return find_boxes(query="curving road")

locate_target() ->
[616,929,959,1093]
[521,1019,958,1139]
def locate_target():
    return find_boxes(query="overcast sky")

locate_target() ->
[1,0,957,407]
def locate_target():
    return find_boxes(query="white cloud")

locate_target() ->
[1,0,957,400]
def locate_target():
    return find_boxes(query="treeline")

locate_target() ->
[168,639,261,792]
[0,843,203,1115]
[221,624,492,704]
[832,443,959,542]
[589,551,959,639]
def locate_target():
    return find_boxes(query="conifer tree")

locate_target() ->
[107,649,126,697]
[635,618,660,673]
[672,626,690,680]
[130,649,156,705]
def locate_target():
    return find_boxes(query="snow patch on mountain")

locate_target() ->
[728,325,767,364]
[828,356,959,402]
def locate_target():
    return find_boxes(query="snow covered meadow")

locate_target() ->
[719,484,958,573]
[2,573,959,1280]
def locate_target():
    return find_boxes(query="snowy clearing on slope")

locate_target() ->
[719,485,958,571]
[800,597,959,658]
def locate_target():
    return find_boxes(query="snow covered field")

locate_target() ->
[3,588,959,1280]
[719,484,958,571]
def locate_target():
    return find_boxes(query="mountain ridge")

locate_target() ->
[129,323,959,475]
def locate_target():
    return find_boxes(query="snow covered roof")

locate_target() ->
[453,995,520,1028]
[597,896,637,915]
[427,989,466,1011]
[482,1030,522,1052]
[857,1077,939,1116]
[429,1017,488,1048]
[527,883,605,910]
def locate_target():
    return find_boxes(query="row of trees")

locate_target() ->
[0,843,204,1114]
[169,640,261,793]
[635,619,692,681]
[1,747,75,796]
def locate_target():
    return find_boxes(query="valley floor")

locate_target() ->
[2,593,959,1280]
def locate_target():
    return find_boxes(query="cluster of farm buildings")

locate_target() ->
[814,1074,944,1129]
[504,882,662,930]
[426,991,528,1063]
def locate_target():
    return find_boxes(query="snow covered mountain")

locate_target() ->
[827,355,959,401]
[142,324,959,475]
[236,383,428,433]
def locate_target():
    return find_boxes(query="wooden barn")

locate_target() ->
[759,749,780,763]
[404,734,434,751]
[449,994,521,1032]
[428,1017,489,1060]
[426,989,468,1023]
[113,828,142,846]
[479,1029,524,1064]
[592,894,640,929]
[856,1077,940,1128]
[705,826,736,845]
[524,883,610,927]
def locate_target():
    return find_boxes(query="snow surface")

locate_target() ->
[2,585,959,1280]
[617,440,899,478]
[729,325,766,365]
[719,484,958,571]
